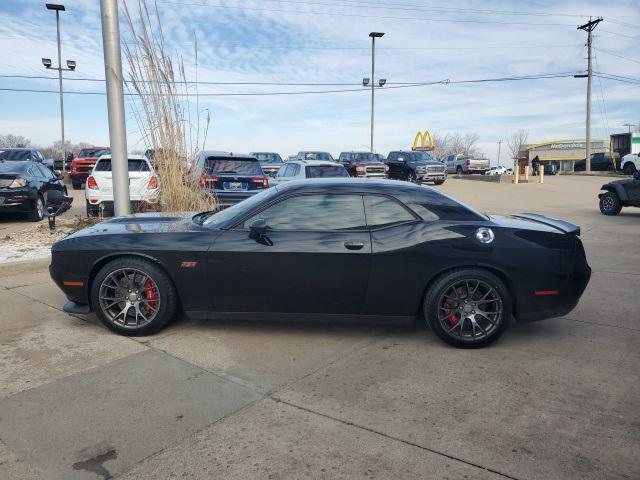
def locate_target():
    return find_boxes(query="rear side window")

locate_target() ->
[205,158,262,175]
[244,194,366,231]
[305,166,349,178]
[0,150,30,161]
[365,195,416,228]
[94,159,150,172]
[79,149,110,158]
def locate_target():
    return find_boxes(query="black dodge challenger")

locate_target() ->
[50,179,591,347]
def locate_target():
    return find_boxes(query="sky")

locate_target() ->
[0,0,638,164]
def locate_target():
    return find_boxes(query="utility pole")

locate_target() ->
[100,0,130,216]
[368,32,384,153]
[497,140,502,167]
[623,123,634,134]
[44,3,75,174]
[578,17,602,174]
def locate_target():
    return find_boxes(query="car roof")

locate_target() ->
[274,177,426,194]
[288,160,340,166]
[0,148,32,151]
[199,151,256,159]
[96,154,147,160]
[79,146,110,150]
[0,160,38,172]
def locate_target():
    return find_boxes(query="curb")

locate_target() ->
[0,257,50,278]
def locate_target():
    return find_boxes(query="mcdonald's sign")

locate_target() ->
[411,130,434,151]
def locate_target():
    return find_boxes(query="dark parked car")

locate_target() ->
[50,179,590,348]
[250,152,284,177]
[337,151,388,178]
[193,151,269,207]
[0,160,66,221]
[0,148,54,170]
[574,152,615,172]
[598,171,640,215]
[386,151,446,184]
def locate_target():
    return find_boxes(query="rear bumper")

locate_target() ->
[516,256,591,323]
[86,200,157,214]
[0,189,37,212]
[213,190,260,207]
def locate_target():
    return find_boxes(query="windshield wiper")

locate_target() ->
[192,210,218,225]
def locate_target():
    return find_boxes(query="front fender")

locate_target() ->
[600,184,629,202]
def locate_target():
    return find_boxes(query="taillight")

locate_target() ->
[199,175,218,187]
[148,176,158,189]
[8,177,27,188]
[466,159,470,166]
[86,176,98,189]
[252,177,269,188]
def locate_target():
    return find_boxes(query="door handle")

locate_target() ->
[344,241,365,250]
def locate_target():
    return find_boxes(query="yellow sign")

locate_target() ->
[411,130,434,151]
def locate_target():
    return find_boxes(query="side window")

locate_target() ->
[387,152,398,162]
[365,196,416,228]
[243,194,366,231]
[277,164,290,177]
[36,151,44,162]
[396,154,407,162]
[290,164,301,176]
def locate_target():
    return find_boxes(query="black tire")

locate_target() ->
[29,195,45,222]
[86,201,98,218]
[456,166,463,175]
[63,187,68,196]
[72,180,82,190]
[433,179,445,185]
[424,268,511,348]
[407,171,417,182]
[622,163,636,175]
[599,191,622,216]
[91,257,178,336]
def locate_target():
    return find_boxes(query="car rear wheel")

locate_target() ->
[29,195,44,222]
[424,268,510,348]
[599,192,622,216]
[407,171,417,182]
[456,166,463,175]
[86,201,98,218]
[91,258,178,335]
[622,163,636,175]
[72,180,82,190]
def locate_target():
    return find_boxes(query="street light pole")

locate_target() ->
[497,140,502,167]
[45,3,73,173]
[100,0,130,216]
[369,32,384,153]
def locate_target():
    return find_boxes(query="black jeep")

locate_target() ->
[598,171,640,215]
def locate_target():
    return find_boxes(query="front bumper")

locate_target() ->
[417,172,446,182]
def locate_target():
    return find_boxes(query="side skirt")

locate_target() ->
[184,311,417,325]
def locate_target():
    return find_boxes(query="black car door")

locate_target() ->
[208,193,371,314]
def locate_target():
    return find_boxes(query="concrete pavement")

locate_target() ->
[0,175,638,479]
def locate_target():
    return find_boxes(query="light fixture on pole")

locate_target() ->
[44,3,76,174]
[368,32,384,153]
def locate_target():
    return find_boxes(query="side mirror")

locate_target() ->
[248,218,268,239]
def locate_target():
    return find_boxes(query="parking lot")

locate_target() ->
[0,175,638,480]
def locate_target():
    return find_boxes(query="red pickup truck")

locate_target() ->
[70,147,110,189]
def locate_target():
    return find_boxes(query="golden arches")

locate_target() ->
[411,130,434,151]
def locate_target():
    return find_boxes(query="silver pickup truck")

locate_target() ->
[443,154,490,174]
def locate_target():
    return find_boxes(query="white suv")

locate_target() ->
[621,153,640,175]
[270,160,349,186]
[85,155,159,217]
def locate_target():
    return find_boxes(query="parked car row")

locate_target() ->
[574,152,640,175]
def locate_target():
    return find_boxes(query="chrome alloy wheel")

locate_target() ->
[98,268,161,329]
[437,279,503,342]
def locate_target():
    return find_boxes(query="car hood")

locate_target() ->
[414,160,444,166]
[355,161,386,167]
[57,213,202,242]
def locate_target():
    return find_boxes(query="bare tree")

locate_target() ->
[0,134,31,148]
[507,129,529,166]
[431,131,482,159]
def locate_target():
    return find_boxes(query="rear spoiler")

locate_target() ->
[512,213,581,236]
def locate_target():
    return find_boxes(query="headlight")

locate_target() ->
[8,177,27,188]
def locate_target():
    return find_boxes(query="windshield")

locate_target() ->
[0,150,30,161]
[254,153,282,164]
[204,158,263,175]
[78,148,110,158]
[351,153,378,162]
[302,152,333,161]
[305,166,349,178]
[202,187,278,227]
[94,159,150,172]
[413,152,435,162]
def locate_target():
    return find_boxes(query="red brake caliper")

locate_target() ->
[143,279,158,315]
[443,302,460,325]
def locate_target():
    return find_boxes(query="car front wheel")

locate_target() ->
[599,192,622,216]
[91,257,178,335]
[424,268,510,348]
[433,179,445,185]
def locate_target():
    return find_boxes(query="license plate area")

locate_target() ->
[223,181,248,191]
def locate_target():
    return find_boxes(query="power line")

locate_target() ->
[155,1,578,27]
[594,73,640,85]
[594,48,640,65]
[0,72,582,97]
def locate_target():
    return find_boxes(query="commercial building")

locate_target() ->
[520,139,608,172]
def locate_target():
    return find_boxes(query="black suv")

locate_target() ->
[574,152,615,172]
[386,151,446,184]
[193,151,269,207]
[598,171,640,215]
